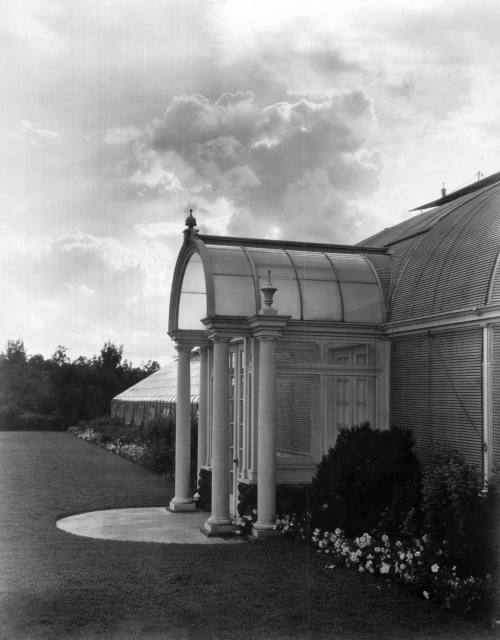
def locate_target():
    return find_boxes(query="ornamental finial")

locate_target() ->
[183,208,198,241]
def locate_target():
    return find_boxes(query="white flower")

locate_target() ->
[431,563,439,573]
[335,528,341,536]
[423,590,429,600]
[381,534,389,543]
[380,562,390,574]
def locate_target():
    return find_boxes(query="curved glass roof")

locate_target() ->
[176,242,384,330]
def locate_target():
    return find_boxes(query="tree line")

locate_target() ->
[0,339,159,431]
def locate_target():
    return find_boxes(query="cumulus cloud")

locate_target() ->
[131,90,381,241]
[10,119,61,149]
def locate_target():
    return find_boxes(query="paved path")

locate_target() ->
[57,507,243,544]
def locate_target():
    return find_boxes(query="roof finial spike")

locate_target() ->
[441,182,446,198]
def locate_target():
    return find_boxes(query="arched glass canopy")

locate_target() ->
[172,238,384,331]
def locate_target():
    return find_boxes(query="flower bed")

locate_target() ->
[275,511,494,616]
[308,527,490,615]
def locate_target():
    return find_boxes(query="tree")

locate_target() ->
[98,342,123,370]
[1,339,27,366]
[51,345,70,366]
[142,360,160,375]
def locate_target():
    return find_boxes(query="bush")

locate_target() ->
[196,467,212,511]
[86,416,129,443]
[310,424,421,537]
[143,416,175,446]
[422,447,494,575]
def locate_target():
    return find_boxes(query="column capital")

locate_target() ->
[175,341,194,353]
[254,333,281,343]
[210,334,232,344]
[247,313,290,341]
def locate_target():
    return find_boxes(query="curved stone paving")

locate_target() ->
[56,507,244,544]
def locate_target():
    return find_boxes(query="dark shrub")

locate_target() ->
[276,484,310,517]
[87,416,128,443]
[310,424,421,537]
[237,483,257,517]
[144,416,175,446]
[422,447,495,575]
[197,467,212,511]
[141,416,175,475]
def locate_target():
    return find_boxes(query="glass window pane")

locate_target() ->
[207,246,253,276]
[326,344,375,365]
[181,254,206,293]
[328,254,377,283]
[213,275,256,316]
[178,292,206,329]
[257,275,301,318]
[341,283,383,322]
[301,280,342,320]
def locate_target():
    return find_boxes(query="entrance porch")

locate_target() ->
[168,215,389,537]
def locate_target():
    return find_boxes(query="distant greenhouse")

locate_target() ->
[111,352,200,425]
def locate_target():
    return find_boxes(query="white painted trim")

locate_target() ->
[482,326,493,484]
[385,306,500,335]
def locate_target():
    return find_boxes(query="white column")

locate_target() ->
[253,335,277,536]
[197,346,208,473]
[169,343,195,511]
[204,336,233,534]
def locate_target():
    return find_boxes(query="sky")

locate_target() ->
[2,0,500,366]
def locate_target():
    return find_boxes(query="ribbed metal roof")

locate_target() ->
[113,356,200,404]
[362,178,500,322]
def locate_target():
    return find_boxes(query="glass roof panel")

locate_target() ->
[328,254,377,283]
[301,280,342,321]
[341,283,383,322]
[207,246,253,276]
[247,248,297,279]
[213,275,256,316]
[287,251,338,281]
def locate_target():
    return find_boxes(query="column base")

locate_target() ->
[252,522,278,538]
[167,498,196,512]
[202,518,234,537]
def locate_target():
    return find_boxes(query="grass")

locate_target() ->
[0,432,496,640]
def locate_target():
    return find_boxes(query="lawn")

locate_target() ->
[0,432,495,640]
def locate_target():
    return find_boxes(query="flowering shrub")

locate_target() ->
[69,414,196,481]
[274,512,310,541]
[233,510,257,536]
[309,527,491,615]
[422,447,492,574]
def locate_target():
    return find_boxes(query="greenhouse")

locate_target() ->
[114,171,500,538]
[111,353,200,424]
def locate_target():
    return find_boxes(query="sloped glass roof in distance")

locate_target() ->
[176,244,383,329]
